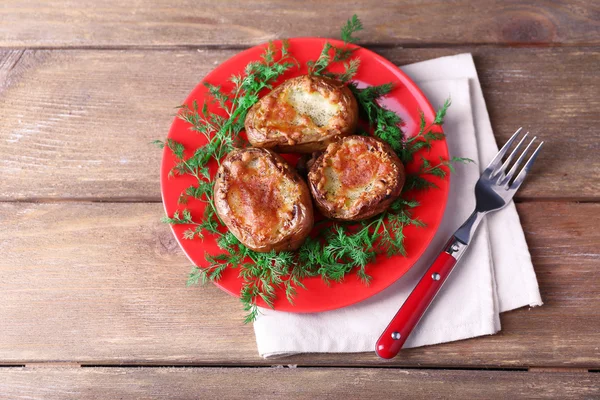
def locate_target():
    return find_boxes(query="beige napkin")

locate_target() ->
[253,54,542,357]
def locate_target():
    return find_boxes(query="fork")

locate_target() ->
[375,128,543,359]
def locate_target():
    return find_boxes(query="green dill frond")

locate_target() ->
[243,303,259,324]
[177,193,188,205]
[348,83,404,152]
[332,46,354,62]
[281,39,290,57]
[418,156,474,179]
[203,82,229,111]
[162,209,193,225]
[186,259,228,287]
[186,266,204,286]
[399,99,454,163]
[199,218,219,235]
[337,58,361,82]
[150,139,165,149]
[165,139,185,160]
[309,15,363,74]
[185,181,213,200]
[351,82,394,101]
[240,284,260,323]
[341,14,363,44]
[307,42,332,75]
[434,97,451,125]
[356,267,372,285]
[403,174,437,192]
[182,228,196,240]
[448,156,475,171]
[261,41,276,64]
[389,198,420,212]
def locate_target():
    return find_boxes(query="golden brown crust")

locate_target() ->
[307,136,405,221]
[244,75,358,153]
[213,148,314,252]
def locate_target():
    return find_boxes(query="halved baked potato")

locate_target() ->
[244,75,358,153]
[308,135,405,221]
[213,148,314,252]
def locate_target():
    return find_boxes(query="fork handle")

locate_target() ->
[375,237,466,359]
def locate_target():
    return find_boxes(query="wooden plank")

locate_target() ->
[0,50,24,92]
[0,202,598,367]
[0,47,598,201]
[0,0,598,47]
[0,367,598,399]
[0,49,206,201]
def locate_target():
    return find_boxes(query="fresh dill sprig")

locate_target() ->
[307,42,333,76]
[333,14,363,62]
[399,98,451,162]
[420,156,475,178]
[341,14,363,44]
[158,16,471,323]
[161,209,194,225]
[348,83,404,152]
[336,59,361,83]
[307,14,363,81]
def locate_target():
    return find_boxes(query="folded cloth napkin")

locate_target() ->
[253,54,543,358]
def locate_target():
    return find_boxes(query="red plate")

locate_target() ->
[161,38,449,313]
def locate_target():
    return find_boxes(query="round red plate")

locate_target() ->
[161,38,449,313]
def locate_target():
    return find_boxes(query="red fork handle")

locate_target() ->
[376,250,458,359]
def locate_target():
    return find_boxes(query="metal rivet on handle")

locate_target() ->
[391,332,401,340]
[432,273,441,281]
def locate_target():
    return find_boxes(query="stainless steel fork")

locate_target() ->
[376,128,543,359]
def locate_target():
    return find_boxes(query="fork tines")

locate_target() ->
[486,128,543,190]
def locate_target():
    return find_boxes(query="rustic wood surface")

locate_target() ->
[0,0,598,47]
[0,368,598,399]
[0,202,597,367]
[1,0,599,398]
[1,47,598,201]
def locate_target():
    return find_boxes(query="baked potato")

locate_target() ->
[213,147,314,252]
[307,135,405,221]
[244,75,358,153]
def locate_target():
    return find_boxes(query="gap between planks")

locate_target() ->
[1,42,600,52]
[13,364,596,373]
[25,363,81,368]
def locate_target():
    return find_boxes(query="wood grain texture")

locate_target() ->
[0,50,24,92]
[0,49,207,201]
[0,47,598,201]
[0,0,598,47]
[0,202,598,367]
[0,367,598,400]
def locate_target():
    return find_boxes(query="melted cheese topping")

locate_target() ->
[286,88,339,127]
[254,76,342,143]
[226,156,298,240]
[322,139,395,209]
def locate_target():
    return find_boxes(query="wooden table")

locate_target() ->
[1,1,599,398]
